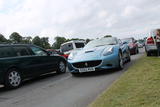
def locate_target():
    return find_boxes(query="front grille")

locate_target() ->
[72,60,102,68]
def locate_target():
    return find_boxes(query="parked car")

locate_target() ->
[145,29,160,56]
[60,40,86,56]
[121,38,139,55]
[0,44,67,89]
[68,37,131,76]
[137,42,144,48]
[47,49,68,59]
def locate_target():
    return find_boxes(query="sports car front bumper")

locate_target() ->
[68,53,119,73]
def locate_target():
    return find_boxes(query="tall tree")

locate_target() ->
[32,36,42,47]
[9,32,22,43]
[104,35,112,38]
[0,34,8,43]
[22,36,32,44]
[52,36,67,49]
[32,36,51,49]
[41,37,51,49]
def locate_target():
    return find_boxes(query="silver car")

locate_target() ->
[145,29,159,56]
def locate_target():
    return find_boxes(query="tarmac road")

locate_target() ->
[0,48,145,107]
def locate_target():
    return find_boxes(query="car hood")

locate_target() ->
[69,45,114,62]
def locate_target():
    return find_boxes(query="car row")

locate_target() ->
[121,37,139,55]
[0,36,134,89]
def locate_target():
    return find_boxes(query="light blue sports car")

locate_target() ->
[68,37,130,76]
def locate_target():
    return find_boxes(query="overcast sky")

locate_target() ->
[0,0,160,43]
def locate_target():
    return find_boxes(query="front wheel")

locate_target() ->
[147,51,151,56]
[57,61,66,74]
[127,51,131,62]
[136,48,139,54]
[4,68,22,89]
[118,53,124,70]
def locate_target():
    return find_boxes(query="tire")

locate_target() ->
[118,52,124,70]
[155,50,159,56]
[4,68,22,89]
[147,51,151,56]
[137,48,139,54]
[57,61,66,74]
[134,48,138,54]
[127,51,131,62]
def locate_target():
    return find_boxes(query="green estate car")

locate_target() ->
[0,44,67,89]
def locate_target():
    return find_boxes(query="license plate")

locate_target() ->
[79,67,95,72]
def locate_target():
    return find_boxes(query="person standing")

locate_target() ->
[155,29,160,56]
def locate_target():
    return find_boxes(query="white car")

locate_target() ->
[60,40,86,55]
[145,29,159,56]
[137,42,143,48]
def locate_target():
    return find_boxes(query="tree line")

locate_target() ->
[0,32,50,49]
[0,32,91,49]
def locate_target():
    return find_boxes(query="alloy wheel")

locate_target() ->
[59,61,66,73]
[119,53,124,69]
[8,71,21,87]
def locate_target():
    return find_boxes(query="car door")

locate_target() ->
[12,45,39,77]
[29,46,58,74]
[118,39,127,58]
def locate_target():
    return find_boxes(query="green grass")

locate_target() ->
[89,56,160,107]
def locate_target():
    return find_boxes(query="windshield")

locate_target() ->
[84,37,117,49]
[75,43,85,48]
[61,43,73,53]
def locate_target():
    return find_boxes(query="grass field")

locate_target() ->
[89,56,160,107]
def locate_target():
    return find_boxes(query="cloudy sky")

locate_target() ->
[0,0,160,43]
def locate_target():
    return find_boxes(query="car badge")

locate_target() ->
[85,63,88,67]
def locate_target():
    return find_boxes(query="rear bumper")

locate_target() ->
[145,45,157,52]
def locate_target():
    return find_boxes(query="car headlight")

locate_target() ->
[68,52,77,60]
[103,47,114,56]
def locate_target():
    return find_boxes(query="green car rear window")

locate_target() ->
[13,46,30,56]
[0,46,15,58]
